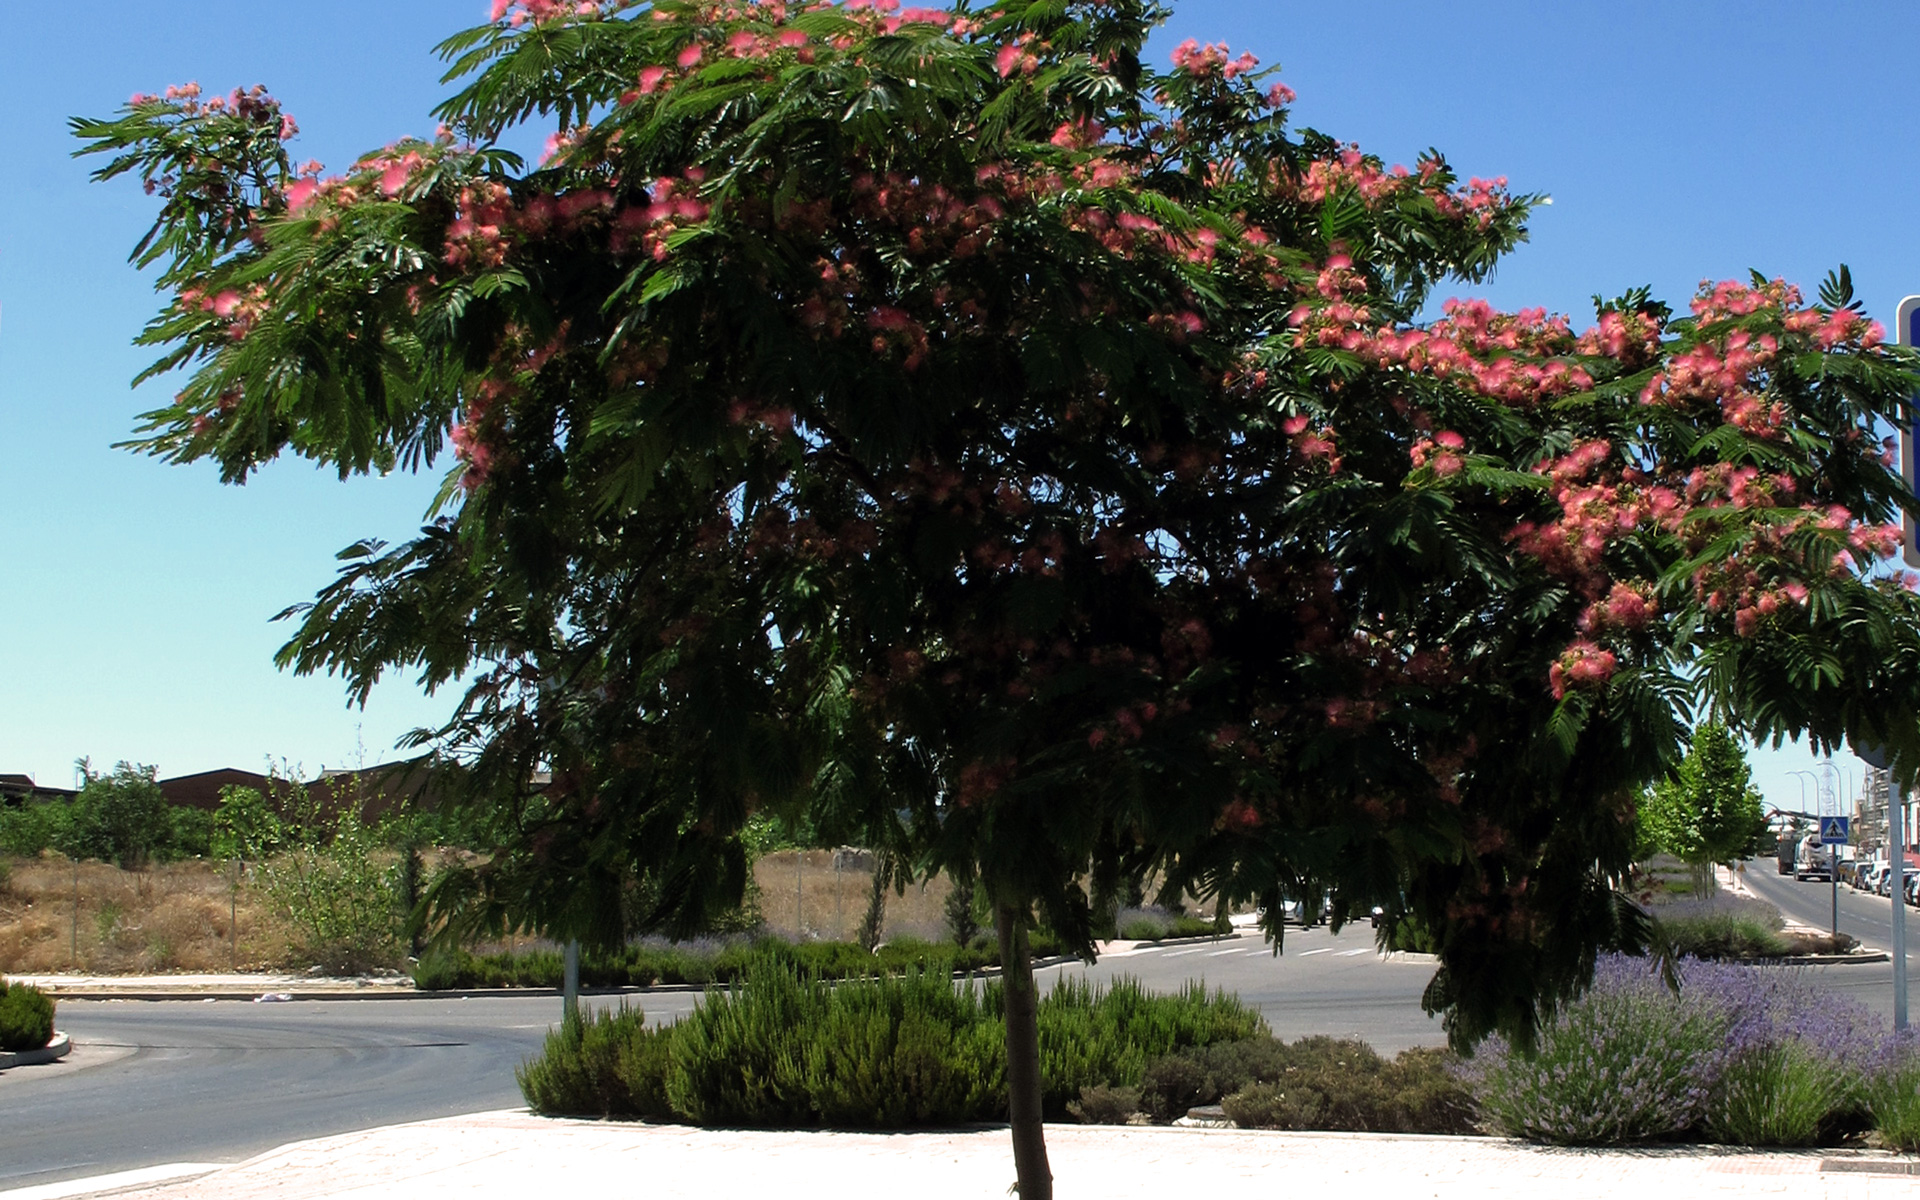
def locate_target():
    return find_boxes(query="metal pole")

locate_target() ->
[563,938,580,1024]
[70,860,78,966]
[1894,780,1910,1032]
[231,857,239,971]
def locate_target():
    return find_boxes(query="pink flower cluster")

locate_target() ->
[1169,38,1259,80]
[1550,641,1618,700]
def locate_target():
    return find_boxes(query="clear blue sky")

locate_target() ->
[1,1,1911,810]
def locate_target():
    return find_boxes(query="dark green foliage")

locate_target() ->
[670,957,1005,1127]
[1035,977,1266,1119]
[1138,1037,1291,1122]
[944,873,980,948]
[1214,1038,1477,1134]
[1656,912,1790,960]
[168,805,213,858]
[0,980,56,1052]
[68,762,173,869]
[1066,1084,1143,1125]
[1637,723,1771,886]
[515,1004,676,1119]
[1116,911,1221,942]
[0,801,71,858]
[413,934,1062,991]
[514,956,1262,1128]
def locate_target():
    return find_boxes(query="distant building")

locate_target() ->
[0,773,77,808]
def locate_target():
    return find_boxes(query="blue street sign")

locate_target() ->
[1898,296,1920,569]
[1820,815,1851,845]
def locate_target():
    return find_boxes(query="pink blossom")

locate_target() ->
[677,43,704,69]
[638,65,669,93]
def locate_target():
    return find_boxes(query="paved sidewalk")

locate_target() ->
[71,1110,1920,1200]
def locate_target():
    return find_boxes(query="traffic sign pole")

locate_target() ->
[1896,784,1909,1032]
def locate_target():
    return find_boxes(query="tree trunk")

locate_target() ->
[996,901,1052,1200]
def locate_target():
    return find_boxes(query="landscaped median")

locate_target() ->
[513,949,1920,1152]
[0,975,69,1068]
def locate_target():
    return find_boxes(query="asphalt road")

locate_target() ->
[1737,856,1914,955]
[0,923,1440,1192]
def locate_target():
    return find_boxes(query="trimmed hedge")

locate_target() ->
[0,979,55,1053]
[516,953,1263,1126]
[417,933,1063,991]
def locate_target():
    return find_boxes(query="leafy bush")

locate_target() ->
[1067,1083,1143,1125]
[1869,1055,1920,1151]
[68,762,175,868]
[1471,954,1890,1146]
[1652,893,1790,960]
[0,979,55,1052]
[414,932,1068,991]
[1218,1040,1477,1134]
[1471,957,1732,1144]
[516,1004,677,1119]
[1706,1041,1852,1146]
[259,800,400,973]
[516,955,1264,1128]
[1115,908,1220,942]
[1035,976,1265,1118]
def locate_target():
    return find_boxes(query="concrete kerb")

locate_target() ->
[0,1029,72,1070]
[24,955,1092,1004]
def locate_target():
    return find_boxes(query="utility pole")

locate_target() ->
[563,938,580,1024]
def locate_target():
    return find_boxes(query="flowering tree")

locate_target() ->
[78,1,1920,1192]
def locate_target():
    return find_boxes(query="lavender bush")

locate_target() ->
[1472,954,1892,1146]
[1471,956,1725,1144]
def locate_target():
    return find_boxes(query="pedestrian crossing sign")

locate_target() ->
[1820,816,1850,845]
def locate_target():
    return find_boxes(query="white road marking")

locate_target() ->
[1336,949,1371,957]
[1163,948,1213,957]
[1295,948,1333,957]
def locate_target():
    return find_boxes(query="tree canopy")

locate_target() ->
[76,1,1920,1192]
[1637,722,1770,889]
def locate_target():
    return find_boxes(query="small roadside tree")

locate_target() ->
[77,1,1920,1193]
[1637,722,1770,894]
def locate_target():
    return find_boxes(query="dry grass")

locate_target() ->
[0,853,288,974]
[752,850,957,943]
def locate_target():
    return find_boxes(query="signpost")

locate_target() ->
[1821,815,1850,938]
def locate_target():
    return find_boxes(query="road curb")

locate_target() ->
[0,1029,72,1069]
[39,957,1089,1003]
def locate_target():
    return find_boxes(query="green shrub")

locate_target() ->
[1471,962,1729,1144]
[1138,1037,1291,1122]
[1658,912,1791,960]
[513,956,1264,1128]
[1137,1036,1478,1134]
[1068,1084,1142,1124]
[259,803,402,974]
[1035,976,1265,1118]
[1705,1042,1853,1146]
[1870,1058,1920,1151]
[0,979,56,1052]
[414,934,1042,991]
[517,1004,676,1119]
[1116,910,1219,942]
